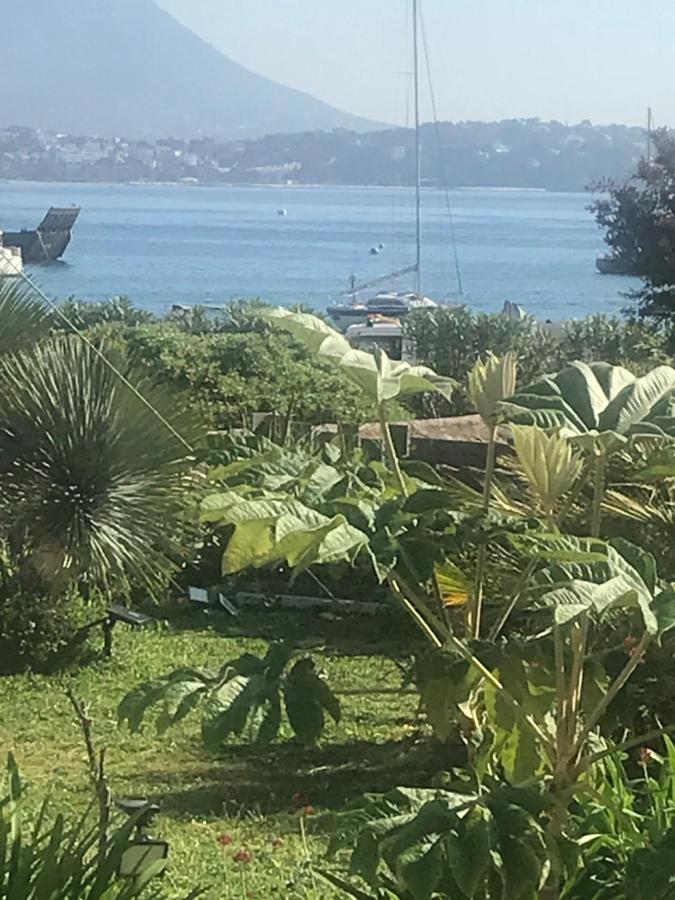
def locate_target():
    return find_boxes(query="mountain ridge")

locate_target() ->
[0,0,381,139]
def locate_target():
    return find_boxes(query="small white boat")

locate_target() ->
[328,290,438,332]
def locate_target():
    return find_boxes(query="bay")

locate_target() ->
[0,181,638,320]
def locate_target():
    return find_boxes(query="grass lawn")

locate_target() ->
[0,609,450,898]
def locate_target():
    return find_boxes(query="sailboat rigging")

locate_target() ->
[327,0,461,332]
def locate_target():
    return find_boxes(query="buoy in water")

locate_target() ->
[370,246,380,255]
[278,208,288,216]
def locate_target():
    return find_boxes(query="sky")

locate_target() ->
[158,0,670,128]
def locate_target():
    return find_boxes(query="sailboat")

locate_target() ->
[327,0,451,332]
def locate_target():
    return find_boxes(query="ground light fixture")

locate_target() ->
[116,798,169,877]
[77,604,152,658]
[103,605,152,657]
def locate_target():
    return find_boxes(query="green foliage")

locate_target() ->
[502,360,675,447]
[0,753,164,899]
[118,641,340,748]
[323,782,550,899]
[0,278,52,355]
[0,335,200,593]
[55,296,157,331]
[0,583,94,675]
[563,743,675,899]
[115,309,387,431]
[591,130,675,323]
[264,307,454,405]
[403,306,670,418]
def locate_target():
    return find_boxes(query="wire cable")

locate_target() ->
[419,1,464,299]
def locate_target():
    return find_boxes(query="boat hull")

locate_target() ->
[3,229,73,264]
[3,207,80,264]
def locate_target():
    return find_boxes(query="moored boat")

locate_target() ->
[328,290,438,332]
[3,206,80,264]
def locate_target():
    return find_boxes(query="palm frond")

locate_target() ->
[0,277,52,354]
[0,334,203,592]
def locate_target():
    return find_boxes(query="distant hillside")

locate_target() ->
[0,120,649,191]
[0,0,379,139]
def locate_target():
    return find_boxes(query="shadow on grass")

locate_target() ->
[152,605,424,659]
[127,737,465,819]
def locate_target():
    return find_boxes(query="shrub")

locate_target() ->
[0,584,97,675]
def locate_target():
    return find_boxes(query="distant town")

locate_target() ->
[0,119,648,191]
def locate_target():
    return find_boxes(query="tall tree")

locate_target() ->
[592,130,675,323]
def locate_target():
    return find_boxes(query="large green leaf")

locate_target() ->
[283,658,341,745]
[202,490,369,574]
[599,365,675,433]
[446,806,495,899]
[541,576,657,632]
[263,307,453,404]
[511,425,582,510]
[118,680,171,733]
[201,674,267,748]
[502,360,675,450]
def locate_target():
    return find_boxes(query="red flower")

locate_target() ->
[217,834,233,847]
[624,634,639,651]
[233,849,253,864]
[640,747,653,764]
[272,838,284,850]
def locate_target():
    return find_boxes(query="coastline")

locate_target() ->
[0,177,559,194]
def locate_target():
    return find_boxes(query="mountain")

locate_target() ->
[0,0,380,139]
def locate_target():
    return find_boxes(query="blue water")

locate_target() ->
[0,181,638,320]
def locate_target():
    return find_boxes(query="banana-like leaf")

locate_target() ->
[201,490,369,574]
[541,575,657,632]
[511,425,582,510]
[502,361,675,452]
[264,306,349,353]
[263,307,453,404]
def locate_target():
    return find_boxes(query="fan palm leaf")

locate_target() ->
[0,334,202,592]
[0,277,52,355]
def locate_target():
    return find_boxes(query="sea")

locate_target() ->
[0,181,639,321]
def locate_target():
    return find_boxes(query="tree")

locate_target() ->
[592,130,675,323]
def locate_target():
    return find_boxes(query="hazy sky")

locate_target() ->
[158,0,669,127]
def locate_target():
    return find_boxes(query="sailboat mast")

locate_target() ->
[647,106,652,168]
[413,0,422,295]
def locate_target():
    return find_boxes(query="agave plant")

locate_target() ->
[0,335,200,592]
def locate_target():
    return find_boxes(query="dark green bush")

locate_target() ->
[0,586,97,675]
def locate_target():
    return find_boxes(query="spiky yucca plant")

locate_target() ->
[0,334,200,593]
[0,276,52,353]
